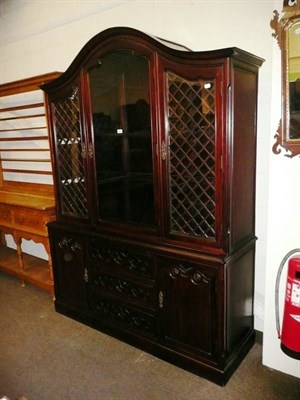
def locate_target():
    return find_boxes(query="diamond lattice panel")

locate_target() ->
[53,89,88,218]
[167,72,216,238]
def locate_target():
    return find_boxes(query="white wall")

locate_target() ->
[262,0,300,379]
[0,0,299,378]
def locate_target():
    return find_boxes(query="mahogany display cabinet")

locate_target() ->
[42,27,264,385]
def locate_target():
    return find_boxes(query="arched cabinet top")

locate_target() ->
[41,27,264,93]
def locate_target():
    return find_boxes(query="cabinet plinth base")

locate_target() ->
[54,300,255,386]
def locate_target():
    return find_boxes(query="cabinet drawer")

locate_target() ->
[90,293,156,337]
[89,239,154,278]
[0,205,12,224]
[89,268,155,309]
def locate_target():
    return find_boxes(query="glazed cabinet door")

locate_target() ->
[158,257,218,361]
[47,78,90,222]
[86,47,158,231]
[158,59,224,246]
[49,229,89,310]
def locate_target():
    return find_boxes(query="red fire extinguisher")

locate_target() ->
[275,249,300,360]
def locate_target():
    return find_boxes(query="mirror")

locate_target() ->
[271,0,300,157]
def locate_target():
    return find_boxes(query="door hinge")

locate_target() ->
[83,268,89,283]
[88,143,93,159]
[81,143,87,159]
[82,143,93,159]
[159,291,164,308]
[161,141,167,161]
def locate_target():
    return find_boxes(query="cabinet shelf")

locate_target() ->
[99,172,153,184]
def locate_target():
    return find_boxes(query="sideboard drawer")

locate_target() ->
[13,209,47,234]
[0,205,12,225]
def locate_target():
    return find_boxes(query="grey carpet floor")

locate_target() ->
[0,272,299,400]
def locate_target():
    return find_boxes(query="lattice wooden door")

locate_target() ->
[166,72,217,239]
[52,87,89,218]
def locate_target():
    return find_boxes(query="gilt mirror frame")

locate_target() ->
[271,0,300,157]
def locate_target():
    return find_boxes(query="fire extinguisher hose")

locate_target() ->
[275,248,300,339]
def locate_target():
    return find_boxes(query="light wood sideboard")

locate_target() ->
[0,73,60,293]
[0,182,55,292]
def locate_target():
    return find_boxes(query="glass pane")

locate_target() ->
[167,72,216,239]
[52,87,88,218]
[89,50,155,226]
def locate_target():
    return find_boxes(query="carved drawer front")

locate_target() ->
[0,205,12,224]
[89,269,155,309]
[90,293,156,337]
[90,239,153,278]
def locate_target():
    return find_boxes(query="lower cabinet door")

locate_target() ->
[50,230,89,310]
[159,257,218,360]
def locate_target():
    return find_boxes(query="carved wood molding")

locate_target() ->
[271,10,283,49]
[270,1,300,158]
[272,120,298,157]
[93,273,152,304]
[91,244,152,276]
[169,263,209,285]
[283,0,299,12]
[271,1,300,44]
